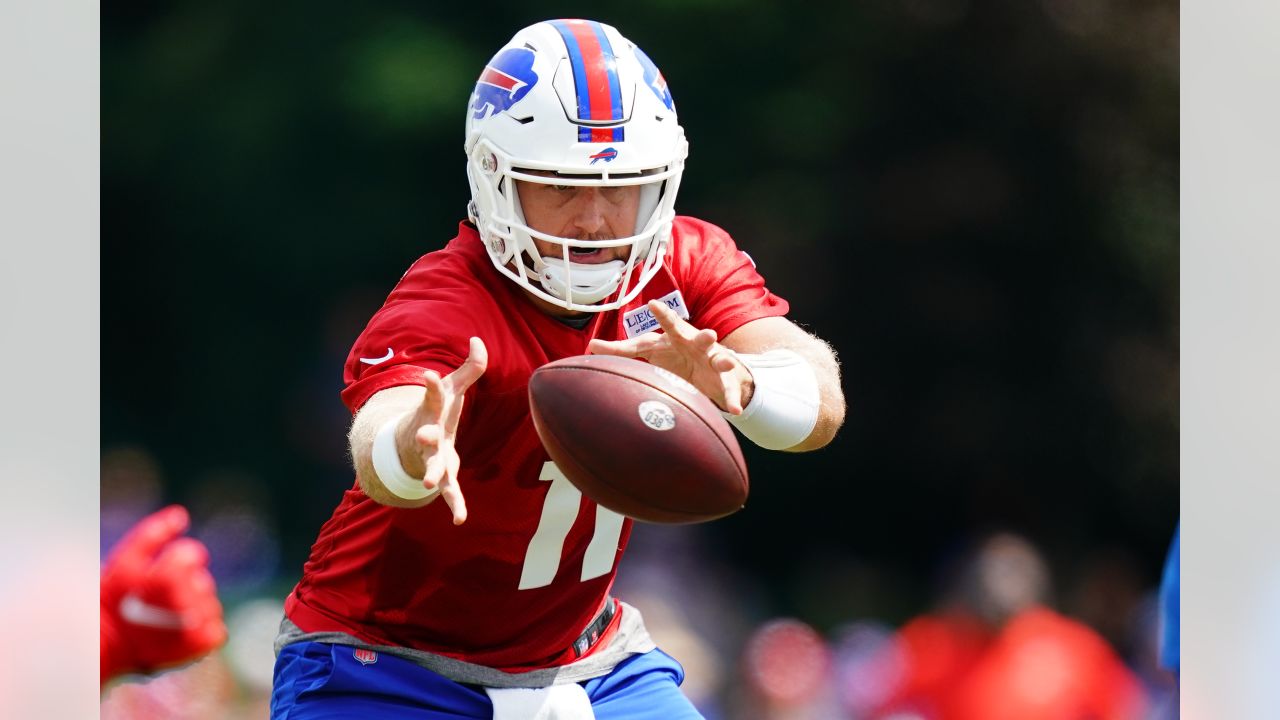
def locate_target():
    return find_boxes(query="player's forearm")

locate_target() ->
[349,387,437,508]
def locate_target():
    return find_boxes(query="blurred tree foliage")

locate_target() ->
[103,0,1178,620]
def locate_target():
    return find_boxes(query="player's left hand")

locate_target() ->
[588,300,752,414]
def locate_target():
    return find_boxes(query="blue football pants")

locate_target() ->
[270,641,705,719]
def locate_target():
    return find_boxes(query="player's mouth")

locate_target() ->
[569,246,614,264]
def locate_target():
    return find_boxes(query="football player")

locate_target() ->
[101,505,227,686]
[271,19,845,719]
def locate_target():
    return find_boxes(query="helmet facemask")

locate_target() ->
[467,139,685,311]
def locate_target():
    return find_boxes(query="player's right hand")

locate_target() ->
[101,505,227,685]
[396,336,488,525]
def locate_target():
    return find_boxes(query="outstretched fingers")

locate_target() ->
[446,337,489,394]
[647,300,748,413]
[424,429,467,525]
[418,339,485,526]
[691,328,718,354]
[588,334,658,359]
[710,349,738,373]
[420,370,446,421]
[421,417,448,491]
[648,300,701,343]
[720,366,745,415]
[438,456,468,525]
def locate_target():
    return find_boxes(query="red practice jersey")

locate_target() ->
[285,217,788,670]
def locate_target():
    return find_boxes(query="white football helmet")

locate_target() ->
[465,19,688,312]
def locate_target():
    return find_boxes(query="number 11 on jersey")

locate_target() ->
[518,461,627,590]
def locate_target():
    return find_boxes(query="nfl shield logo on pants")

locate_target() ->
[353,648,378,665]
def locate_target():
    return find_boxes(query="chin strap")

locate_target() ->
[538,258,626,305]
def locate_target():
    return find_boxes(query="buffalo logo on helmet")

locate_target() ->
[633,47,673,111]
[471,47,539,120]
[588,147,618,165]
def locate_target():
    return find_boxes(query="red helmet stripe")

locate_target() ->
[550,20,624,126]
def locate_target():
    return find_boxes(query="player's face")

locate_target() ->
[515,177,641,264]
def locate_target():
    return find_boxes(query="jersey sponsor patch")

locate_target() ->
[353,648,378,665]
[622,290,689,338]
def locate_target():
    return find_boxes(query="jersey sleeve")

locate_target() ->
[669,217,790,337]
[340,297,474,414]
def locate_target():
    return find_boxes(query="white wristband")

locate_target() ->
[723,349,820,450]
[372,416,439,501]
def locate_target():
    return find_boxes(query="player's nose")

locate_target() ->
[569,188,608,235]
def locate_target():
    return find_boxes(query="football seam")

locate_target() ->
[534,365,749,508]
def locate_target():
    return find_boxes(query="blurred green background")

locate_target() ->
[102,0,1177,635]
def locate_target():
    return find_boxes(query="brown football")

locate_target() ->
[528,354,749,524]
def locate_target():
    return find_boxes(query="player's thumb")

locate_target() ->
[469,336,488,365]
[450,337,489,391]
